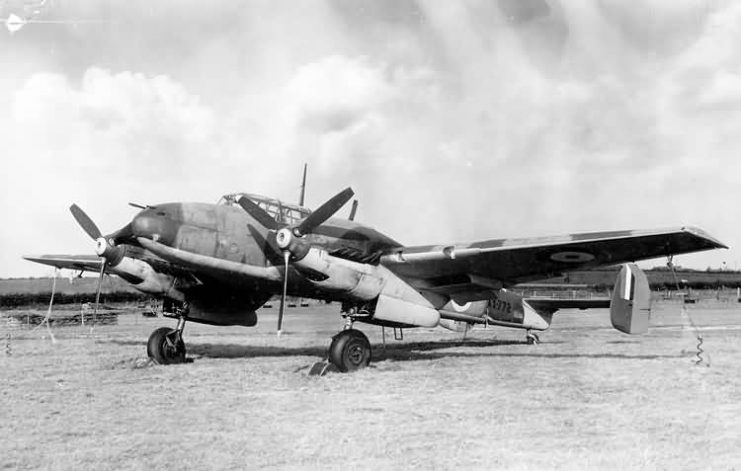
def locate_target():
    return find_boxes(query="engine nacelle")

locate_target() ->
[293,248,440,327]
[109,257,185,302]
[292,248,384,300]
[610,263,650,334]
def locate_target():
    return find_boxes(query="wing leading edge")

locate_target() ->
[22,254,103,272]
[381,226,726,299]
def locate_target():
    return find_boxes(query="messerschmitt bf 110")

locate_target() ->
[25,182,726,371]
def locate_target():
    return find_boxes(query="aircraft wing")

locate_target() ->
[22,254,103,272]
[380,226,726,301]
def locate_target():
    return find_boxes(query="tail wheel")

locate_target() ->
[147,327,186,365]
[329,329,371,372]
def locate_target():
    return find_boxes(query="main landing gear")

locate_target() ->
[147,316,187,365]
[526,330,540,345]
[329,329,372,372]
[326,312,372,372]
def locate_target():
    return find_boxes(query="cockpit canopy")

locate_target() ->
[218,193,311,225]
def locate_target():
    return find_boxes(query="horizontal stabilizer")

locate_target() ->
[610,263,650,334]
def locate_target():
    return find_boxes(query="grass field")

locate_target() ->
[2,301,740,470]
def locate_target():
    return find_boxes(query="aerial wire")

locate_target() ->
[30,267,57,344]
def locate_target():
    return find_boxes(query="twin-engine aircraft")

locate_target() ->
[25,187,726,371]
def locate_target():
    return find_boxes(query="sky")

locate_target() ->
[1,0,739,278]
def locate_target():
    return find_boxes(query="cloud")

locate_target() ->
[3,0,741,276]
[1,67,218,275]
[285,55,395,133]
[13,67,215,148]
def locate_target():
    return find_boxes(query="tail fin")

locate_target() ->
[610,263,650,334]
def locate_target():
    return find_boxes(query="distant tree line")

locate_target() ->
[0,291,149,308]
[591,281,741,291]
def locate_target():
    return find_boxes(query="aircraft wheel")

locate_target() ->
[526,332,540,345]
[328,329,371,372]
[147,327,186,365]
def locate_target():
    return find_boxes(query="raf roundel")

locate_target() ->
[450,300,472,312]
[549,251,595,263]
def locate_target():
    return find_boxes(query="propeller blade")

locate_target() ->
[92,261,105,331]
[237,196,282,231]
[277,250,289,336]
[70,204,103,240]
[295,187,354,236]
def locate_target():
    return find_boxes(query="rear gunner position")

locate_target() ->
[25,187,726,371]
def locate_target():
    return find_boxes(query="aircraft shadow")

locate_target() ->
[108,338,675,363]
[184,339,673,363]
[180,339,522,360]
[383,351,683,361]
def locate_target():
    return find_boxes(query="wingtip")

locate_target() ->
[682,226,728,249]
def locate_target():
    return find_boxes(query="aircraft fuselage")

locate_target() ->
[127,202,401,301]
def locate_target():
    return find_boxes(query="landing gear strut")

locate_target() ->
[526,330,540,345]
[147,316,187,364]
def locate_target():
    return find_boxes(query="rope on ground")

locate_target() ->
[667,256,709,367]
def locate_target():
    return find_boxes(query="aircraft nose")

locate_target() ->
[132,213,176,245]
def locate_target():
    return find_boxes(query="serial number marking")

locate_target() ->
[491,298,512,314]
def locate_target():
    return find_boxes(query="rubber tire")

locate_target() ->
[328,329,371,372]
[147,327,186,365]
[526,332,540,345]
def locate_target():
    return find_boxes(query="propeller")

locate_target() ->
[236,187,355,334]
[69,204,125,328]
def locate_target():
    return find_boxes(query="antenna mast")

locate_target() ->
[298,163,307,206]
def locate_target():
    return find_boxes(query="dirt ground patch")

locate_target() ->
[2,302,740,470]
